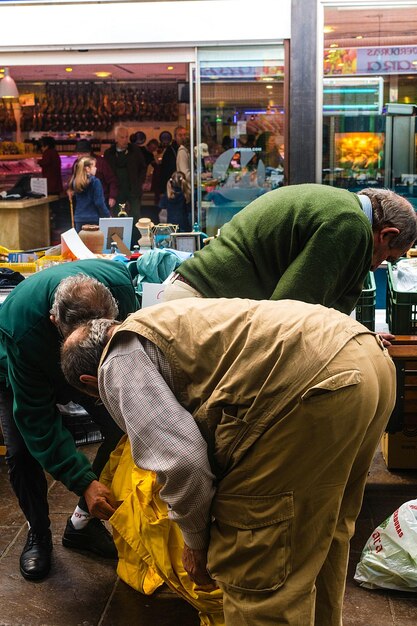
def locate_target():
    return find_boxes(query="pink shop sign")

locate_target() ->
[357,46,417,74]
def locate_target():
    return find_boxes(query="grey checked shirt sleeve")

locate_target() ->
[98,332,215,550]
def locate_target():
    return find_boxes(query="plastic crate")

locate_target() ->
[386,261,417,334]
[355,272,376,331]
[0,261,37,273]
[59,403,104,447]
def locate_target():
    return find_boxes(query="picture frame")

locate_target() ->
[99,217,134,253]
[170,232,202,254]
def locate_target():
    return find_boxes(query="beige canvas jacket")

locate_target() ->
[100,298,371,477]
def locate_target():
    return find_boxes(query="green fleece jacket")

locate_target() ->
[0,259,137,495]
[179,184,373,314]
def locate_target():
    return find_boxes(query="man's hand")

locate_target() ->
[108,198,116,208]
[84,480,117,520]
[378,332,395,347]
[182,544,217,589]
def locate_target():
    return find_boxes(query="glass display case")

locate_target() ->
[0,157,41,193]
[0,153,77,194]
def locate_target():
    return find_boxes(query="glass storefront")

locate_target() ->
[0,44,286,236]
[195,46,286,235]
[322,4,417,208]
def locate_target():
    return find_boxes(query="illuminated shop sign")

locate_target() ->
[200,66,284,81]
[323,77,384,116]
[324,46,417,76]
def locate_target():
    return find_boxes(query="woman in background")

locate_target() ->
[158,171,191,232]
[68,156,110,232]
[39,136,63,195]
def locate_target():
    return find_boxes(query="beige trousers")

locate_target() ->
[207,334,396,626]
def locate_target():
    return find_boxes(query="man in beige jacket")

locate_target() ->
[61,298,395,626]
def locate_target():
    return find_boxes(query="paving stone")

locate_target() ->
[2,445,417,625]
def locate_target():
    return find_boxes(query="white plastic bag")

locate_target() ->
[394,259,417,292]
[354,499,417,592]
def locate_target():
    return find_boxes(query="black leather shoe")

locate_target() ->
[62,517,117,559]
[19,528,52,581]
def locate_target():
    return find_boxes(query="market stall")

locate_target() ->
[0,195,58,249]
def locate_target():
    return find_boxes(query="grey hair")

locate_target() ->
[114,125,129,137]
[50,274,119,337]
[60,318,119,390]
[359,188,417,249]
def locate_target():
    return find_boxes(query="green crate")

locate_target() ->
[386,261,417,334]
[355,272,376,331]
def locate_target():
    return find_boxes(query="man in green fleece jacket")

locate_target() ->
[164,184,417,316]
[0,259,138,581]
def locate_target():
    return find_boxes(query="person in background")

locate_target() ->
[104,125,147,247]
[158,171,191,232]
[38,136,63,195]
[256,131,284,169]
[221,135,232,152]
[176,129,191,185]
[38,136,64,241]
[164,184,417,333]
[0,261,138,582]
[138,138,162,206]
[60,297,396,626]
[159,126,187,195]
[194,142,210,178]
[68,156,110,231]
[73,139,118,213]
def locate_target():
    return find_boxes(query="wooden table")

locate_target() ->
[0,195,58,250]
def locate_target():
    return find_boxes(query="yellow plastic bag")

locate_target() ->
[101,436,224,626]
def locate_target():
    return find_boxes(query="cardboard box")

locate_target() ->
[381,431,417,469]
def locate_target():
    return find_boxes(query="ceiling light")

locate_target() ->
[65,67,73,73]
[266,85,273,90]
[167,66,174,71]
[0,68,19,99]
[330,43,339,48]
[95,71,111,78]
[356,35,363,40]
[324,26,334,34]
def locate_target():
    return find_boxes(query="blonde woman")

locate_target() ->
[69,156,110,231]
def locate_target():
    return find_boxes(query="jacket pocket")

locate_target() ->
[208,491,294,592]
[301,370,361,402]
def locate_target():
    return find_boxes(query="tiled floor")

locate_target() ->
[1,445,417,625]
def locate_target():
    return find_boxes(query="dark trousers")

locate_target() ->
[0,383,123,535]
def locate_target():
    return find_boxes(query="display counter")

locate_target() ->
[0,195,58,250]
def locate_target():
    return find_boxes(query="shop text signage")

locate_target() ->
[324,46,417,76]
[200,66,284,80]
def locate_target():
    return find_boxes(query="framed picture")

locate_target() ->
[99,217,133,253]
[170,232,202,254]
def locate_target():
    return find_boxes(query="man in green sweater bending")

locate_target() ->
[0,259,138,581]
[164,183,417,316]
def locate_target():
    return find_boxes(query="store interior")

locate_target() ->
[0,53,285,240]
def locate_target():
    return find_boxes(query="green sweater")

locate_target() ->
[0,259,138,495]
[179,184,373,314]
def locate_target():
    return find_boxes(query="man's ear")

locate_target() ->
[79,374,99,397]
[378,226,400,243]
